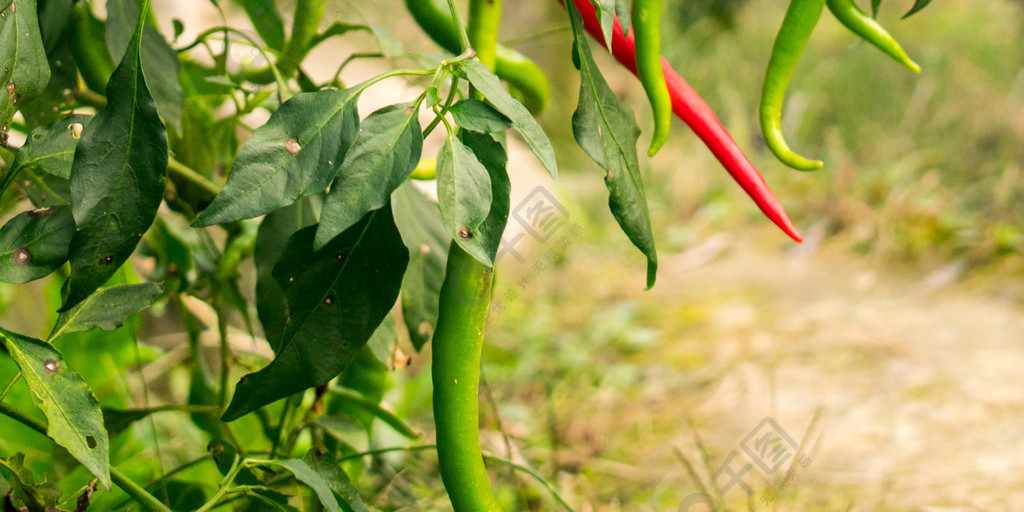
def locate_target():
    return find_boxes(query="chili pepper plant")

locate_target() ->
[0,0,932,509]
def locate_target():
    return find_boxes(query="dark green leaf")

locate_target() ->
[0,453,62,511]
[460,130,510,265]
[37,0,74,51]
[391,183,448,350]
[448,98,512,134]
[105,0,184,131]
[0,205,74,283]
[222,206,408,421]
[246,489,301,512]
[17,166,70,206]
[193,88,361,227]
[238,0,286,50]
[334,334,389,433]
[902,0,932,18]
[594,0,616,50]
[460,60,558,179]
[64,8,168,310]
[0,328,110,489]
[101,407,151,439]
[263,458,339,512]
[871,0,882,17]
[49,282,162,341]
[569,4,657,288]
[0,0,51,144]
[17,41,78,129]
[10,114,91,179]
[255,196,321,351]
[316,102,422,249]
[436,132,493,265]
[301,451,371,512]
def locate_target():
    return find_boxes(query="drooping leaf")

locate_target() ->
[49,282,162,341]
[0,0,51,145]
[237,0,286,50]
[0,328,110,489]
[448,98,512,134]
[391,183,448,350]
[255,195,321,351]
[263,458,340,512]
[569,4,657,288]
[615,0,631,37]
[902,0,932,18]
[18,40,78,129]
[435,132,493,265]
[192,88,361,227]
[10,114,92,179]
[333,332,390,434]
[37,0,75,51]
[0,205,74,283]
[369,25,403,56]
[105,0,184,131]
[460,130,510,265]
[301,450,371,512]
[315,101,422,249]
[594,0,616,50]
[222,206,408,421]
[871,0,882,17]
[459,60,558,179]
[0,453,62,511]
[63,6,168,310]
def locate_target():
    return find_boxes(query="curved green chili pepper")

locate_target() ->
[66,1,116,94]
[826,0,921,73]
[404,0,551,113]
[760,0,826,171]
[432,242,503,512]
[632,0,672,156]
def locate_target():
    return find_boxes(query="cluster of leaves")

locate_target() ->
[0,0,676,508]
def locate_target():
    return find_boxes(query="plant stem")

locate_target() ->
[110,468,174,512]
[482,452,574,512]
[195,455,244,512]
[73,89,108,109]
[445,0,472,53]
[0,402,46,435]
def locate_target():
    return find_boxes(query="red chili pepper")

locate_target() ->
[565,0,803,243]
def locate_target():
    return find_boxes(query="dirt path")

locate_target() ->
[530,228,1024,510]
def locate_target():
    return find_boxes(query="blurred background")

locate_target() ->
[2,0,1024,509]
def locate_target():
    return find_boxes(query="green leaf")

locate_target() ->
[328,387,418,439]
[391,183,448,350]
[459,60,558,179]
[0,205,74,283]
[10,114,91,179]
[615,0,631,37]
[0,453,62,511]
[594,0,616,50]
[105,0,184,131]
[871,0,882,17]
[902,0,932,18]
[48,282,162,341]
[436,132,493,265]
[222,206,408,421]
[64,6,168,310]
[0,0,51,144]
[263,458,340,512]
[316,102,422,249]
[301,450,371,512]
[18,40,77,129]
[192,88,361,227]
[37,0,75,51]
[0,328,110,489]
[369,25,403,56]
[237,0,286,50]
[17,166,70,206]
[255,195,321,351]
[448,98,512,134]
[569,4,657,289]
[460,130,510,265]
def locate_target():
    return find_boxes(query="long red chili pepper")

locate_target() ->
[565,0,803,243]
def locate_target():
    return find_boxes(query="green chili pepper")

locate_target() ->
[826,0,921,73]
[632,0,672,156]
[760,0,826,171]
[432,242,503,512]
